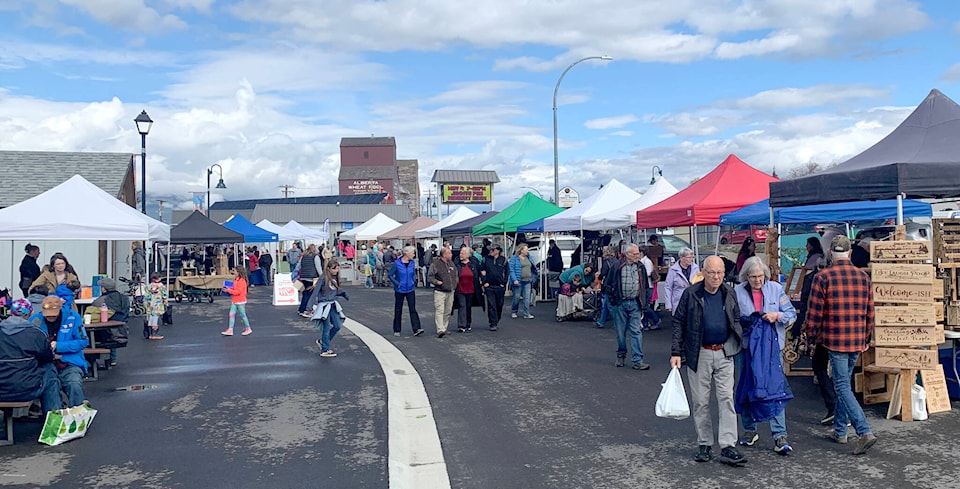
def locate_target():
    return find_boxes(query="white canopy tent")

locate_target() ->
[339,213,402,242]
[282,220,328,241]
[256,220,299,241]
[544,179,641,232]
[414,206,479,238]
[0,174,170,241]
[590,177,679,230]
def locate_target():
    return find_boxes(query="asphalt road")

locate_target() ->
[1,283,959,488]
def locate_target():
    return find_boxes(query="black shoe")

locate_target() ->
[489,326,498,331]
[437,331,446,338]
[457,327,466,333]
[820,411,835,425]
[413,329,424,337]
[615,357,625,368]
[466,327,472,332]
[694,445,712,462]
[632,362,650,370]
[719,446,747,466]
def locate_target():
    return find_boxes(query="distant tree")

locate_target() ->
[786,161,840,179]
[689,176,701,186]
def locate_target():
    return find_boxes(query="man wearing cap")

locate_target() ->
[92,278,130,367]
[480,244,509,331]
[806,235,877,455]
[0,299,62,414]
[29,296,88,408]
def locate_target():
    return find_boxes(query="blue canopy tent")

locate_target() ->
[223,214,279,242]
[517,218,545,233]
[719,199,932,225]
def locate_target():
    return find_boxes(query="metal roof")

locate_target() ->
[340,137,396,147]
[209,193,387,211]
[431,170,500,184]
[0,151,133,207]
[338,166,398,180]
[251,204,412,224]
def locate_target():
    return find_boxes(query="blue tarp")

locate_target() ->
[223,214,278,242]
[719,199,932,225]
[517,218,545,233]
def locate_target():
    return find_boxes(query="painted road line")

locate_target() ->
[342,318,451,489]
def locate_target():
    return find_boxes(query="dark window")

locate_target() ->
[363,151,369,159]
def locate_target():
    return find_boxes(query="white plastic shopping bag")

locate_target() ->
[911,384,928,421]
[655,367,690,420]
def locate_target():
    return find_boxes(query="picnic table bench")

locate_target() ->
[0,401,33,446]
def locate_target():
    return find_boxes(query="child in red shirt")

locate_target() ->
[222,267,252,336]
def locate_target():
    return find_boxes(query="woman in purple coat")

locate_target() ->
[664,247,699,314]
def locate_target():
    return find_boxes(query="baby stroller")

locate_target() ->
[555,283,600,322]
[119,276,147,316]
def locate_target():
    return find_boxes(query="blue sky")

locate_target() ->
[1,0,959,220]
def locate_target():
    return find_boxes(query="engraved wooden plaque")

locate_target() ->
[871,263,935,284]
[873,283,934,303]
[875,305,937,326]
[870,240,931,261]
[874,326,939,346]
[920,366,952,414]
[874,347,938,370]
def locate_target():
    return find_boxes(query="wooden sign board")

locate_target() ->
[875,305,937,326]
[870,240,931,261]
[874,326,939,346]
[934,278,944,299]
[873,283,934,303]
[920,366,952,414]
[875,347,938,370]
[870,263,935,284]
[936,303,945,323]
[936,323,945,344]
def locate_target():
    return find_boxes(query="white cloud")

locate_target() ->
[59,0,187,31]
[730,85,892,110]
[943,63,960,82]
[611,130,632,137]
[584,114,637,130]
[0,40,177,69]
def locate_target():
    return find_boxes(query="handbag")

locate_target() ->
[293,280,305,292]
[38,404,98,446]
[655,367,690,419]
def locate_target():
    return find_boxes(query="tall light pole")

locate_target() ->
[650,165,663,185]
[207,163,227,215]
[134,110,153,214]
[520,186,544,199]
[553,55,612,206]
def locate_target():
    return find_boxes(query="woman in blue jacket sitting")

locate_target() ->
[733,256,796,455]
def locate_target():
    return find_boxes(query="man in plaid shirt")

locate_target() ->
[805,235,877,456]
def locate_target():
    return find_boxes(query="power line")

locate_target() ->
[278,184,296,198]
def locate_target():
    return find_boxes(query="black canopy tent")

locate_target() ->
[770,89,960,207]
[440,211,500,239]
[170,210,244,244]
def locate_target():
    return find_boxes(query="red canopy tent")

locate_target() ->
[636,154,778,229]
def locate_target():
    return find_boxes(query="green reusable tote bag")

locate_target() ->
[38,404,98,446]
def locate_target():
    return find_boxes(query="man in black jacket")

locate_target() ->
[0,299,61,414]
[602,244,649,370]
[670,255,745,466]
[259,250,273,285]
[481,244,509,331]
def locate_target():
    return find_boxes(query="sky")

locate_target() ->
[1,0,960,221]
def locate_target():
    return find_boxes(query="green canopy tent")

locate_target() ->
[472,192,563,235]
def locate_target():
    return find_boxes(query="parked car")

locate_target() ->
[719,225,767,244]
[854,222,930,242]
[660,235,692,262]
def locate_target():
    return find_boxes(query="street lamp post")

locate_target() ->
[553,55,612,205]
[134,110,153,214]
[650,165,663,185]
[206,163,227,215]
[520,186,544,199]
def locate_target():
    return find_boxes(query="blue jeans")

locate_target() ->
[15,364,63,414]
[742,409,788,439]
[59,365,85,408]
[596,293,611,326]
[828,350,872,437]
[511,282,531,317]
[613,299,644,363]
[316,312,342,352]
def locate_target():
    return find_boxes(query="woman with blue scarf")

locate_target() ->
[734,256,796,455]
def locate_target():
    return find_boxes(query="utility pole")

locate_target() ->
[156,199,165,222]
[279,184,296,198]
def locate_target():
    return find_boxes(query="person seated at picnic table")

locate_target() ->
[26,285,48,316]
[30,252,79,294]
[90,278,129,367]
[0,299,62,415]
[54,281,81,312]
[29,296,88,408]
[559,263,597,288]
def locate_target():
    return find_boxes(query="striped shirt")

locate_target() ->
[804,259,874,353]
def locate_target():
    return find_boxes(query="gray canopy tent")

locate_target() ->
[770,89,960,209]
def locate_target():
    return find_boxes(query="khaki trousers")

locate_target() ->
[434,290,455,334]
[688,347,737,448]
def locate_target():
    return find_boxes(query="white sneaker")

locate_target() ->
[523,315,535,319]
[511,313,518,318]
